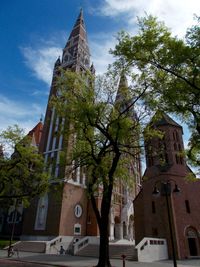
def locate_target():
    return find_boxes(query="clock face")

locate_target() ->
[74,204,83,218]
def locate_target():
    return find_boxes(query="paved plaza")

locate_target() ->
[0,250,200,267]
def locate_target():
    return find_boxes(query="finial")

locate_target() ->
[78,6,84,20]
[40,114,43,122]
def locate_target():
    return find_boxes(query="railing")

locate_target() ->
[45,236,62,253]
[136,237,168,262]
[73,237,89,255]
[73,236,99,255]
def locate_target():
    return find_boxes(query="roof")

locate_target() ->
[152,112,182,128]
[115,74,129,103]
[28,121,43,146]
[62,9,90,69]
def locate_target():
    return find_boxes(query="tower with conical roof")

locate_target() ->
[134,112,200,260]
[144,111,186,176]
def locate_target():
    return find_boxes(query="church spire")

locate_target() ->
[115,73,136,119]
[115,73,130,105]
[62,9,90,70]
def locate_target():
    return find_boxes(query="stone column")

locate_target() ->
[109,223,114,240]
[115,223,123,239]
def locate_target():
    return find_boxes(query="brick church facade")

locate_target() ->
[134,113,200,259]
[21,10,141,242]
[1,9,199,260]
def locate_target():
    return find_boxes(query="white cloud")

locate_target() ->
[99,0,200,37]
[21,33,116,78]
[19,1,199,82]
[90,33,116,74]
[0,95,43,133]
[21,46,62,85]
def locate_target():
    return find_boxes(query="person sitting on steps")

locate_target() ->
[59,245,65,255]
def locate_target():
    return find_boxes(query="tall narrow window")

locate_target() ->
[152,227,158,236]
[152,201,156,214]
[176,131,179,141]
[165,153,169,164]
[175,154,179,164]
[34,194,48,230]
[185,200,191,213]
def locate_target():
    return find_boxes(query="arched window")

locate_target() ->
[175,154,179,164]
[173,132,176,140]
[176,131,179,141]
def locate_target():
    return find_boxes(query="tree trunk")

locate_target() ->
[96,220,111,267]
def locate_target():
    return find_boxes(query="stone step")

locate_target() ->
[12,241,46,253]
[76,244,137,260]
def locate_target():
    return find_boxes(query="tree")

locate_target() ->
[112,15,200,169]
[0,125,49,203]
[52,70,146,267]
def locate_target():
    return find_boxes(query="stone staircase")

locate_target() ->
[76,244,137,260]
[12,241,46,253]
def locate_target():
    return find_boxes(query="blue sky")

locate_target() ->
[0,0,199,141]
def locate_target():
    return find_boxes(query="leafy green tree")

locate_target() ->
[52,70,146,267]
[0,125,49,203]
[112,15,200,169]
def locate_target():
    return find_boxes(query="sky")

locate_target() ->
[0,0,199,138]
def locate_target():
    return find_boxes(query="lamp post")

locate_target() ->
[152,180,180,267]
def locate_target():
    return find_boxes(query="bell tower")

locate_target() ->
[144,112,187,179]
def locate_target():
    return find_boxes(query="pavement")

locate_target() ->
[0,249,200,267]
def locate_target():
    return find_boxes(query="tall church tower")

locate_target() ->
[108,74,141,240]
[22,9,95,240]
[39,9,94,180]
[22,10,141,246]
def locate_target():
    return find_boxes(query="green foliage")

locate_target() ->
[52,68,160,267]
[0,125,49,203]
[112,14,200,170]
[51,69,146,229]
[52,70,142,185]
[0,239,16,249]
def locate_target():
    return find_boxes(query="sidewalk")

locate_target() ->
[0,250,200,267]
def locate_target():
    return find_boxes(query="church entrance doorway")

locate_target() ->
[186,227,199,257]
[188,238,198,256]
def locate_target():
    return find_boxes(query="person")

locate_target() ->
[8,246,14,257]
[59,245,65,255]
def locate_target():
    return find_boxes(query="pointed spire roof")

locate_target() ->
[62,9,90,69]
[90,62,95,74]
[66,8,86,43]
[115,73,130,103]
[152,111,182,128]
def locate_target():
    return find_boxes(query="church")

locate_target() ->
[1,9,199,261]
[21,9,141,247]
